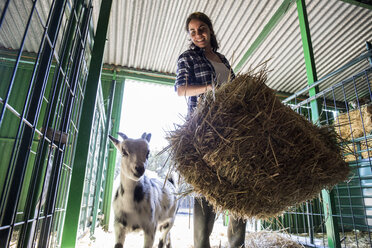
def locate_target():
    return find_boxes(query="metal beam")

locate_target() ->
[234,0,295,73]
[296,0,341,247]
[102,67,175,86]
[60,0,113,246]
[297,0,318,123]
[340,0,372,10]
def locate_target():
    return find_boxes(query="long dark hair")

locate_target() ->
[186,12,219,51]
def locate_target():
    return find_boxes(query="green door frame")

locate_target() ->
[60,0,113,246]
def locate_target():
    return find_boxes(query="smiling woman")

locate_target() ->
[119,80,187,150]
[174,12,248,248]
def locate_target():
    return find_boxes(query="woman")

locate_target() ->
[175,12,247,248]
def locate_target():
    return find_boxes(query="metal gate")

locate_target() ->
[77,81,113,238]
[263,44,372,247]
[0,0,102,247]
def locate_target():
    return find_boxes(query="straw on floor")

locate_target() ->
[167,71,350,219]
[244,231,304,248]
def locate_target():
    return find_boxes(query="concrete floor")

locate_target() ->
[77,212,230,248]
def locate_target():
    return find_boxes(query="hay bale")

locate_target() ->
[167,72,350,219]
[362,104,372,135]
[343,143,358,162]
[336,104,372,139]
[361,139,372,159]
[341,139,371,162]
[336,109,362,139]
[245,231,303,248]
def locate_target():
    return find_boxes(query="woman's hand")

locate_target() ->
[177,84,212,97]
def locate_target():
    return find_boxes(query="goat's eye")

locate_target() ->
[146,151,150,159]
[122,149,128,156]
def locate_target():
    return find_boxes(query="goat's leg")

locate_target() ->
[143,227,156,248]
[158,220,174,248]
[159,232,171,248]
[114,222,126,248]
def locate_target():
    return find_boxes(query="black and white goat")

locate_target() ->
[109,132,178,248]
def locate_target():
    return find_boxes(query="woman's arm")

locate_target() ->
[177,84,212,96]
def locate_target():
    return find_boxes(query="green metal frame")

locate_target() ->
[296,0,340,247]
[60,0,113,246]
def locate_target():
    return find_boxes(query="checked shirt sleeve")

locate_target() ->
[175,53,196,91]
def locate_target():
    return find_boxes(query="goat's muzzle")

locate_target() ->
[134,166,145,177]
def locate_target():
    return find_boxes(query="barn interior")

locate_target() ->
[0,0,371,247]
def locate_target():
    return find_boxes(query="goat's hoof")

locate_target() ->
[114,244,123,248]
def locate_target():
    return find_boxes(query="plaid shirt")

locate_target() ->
[175,45,235,114]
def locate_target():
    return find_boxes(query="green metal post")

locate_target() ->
[296,0,340,247]
[60,0,113,246]
[223,211,229,226]
[234,0,295,73]
[102,75,125,230]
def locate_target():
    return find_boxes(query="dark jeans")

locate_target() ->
[193,197,246,248]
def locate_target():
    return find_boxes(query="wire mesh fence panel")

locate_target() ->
[0,0,99,247]
[75,82,112,238]
[78,86,106,237]
[269,50,372,247]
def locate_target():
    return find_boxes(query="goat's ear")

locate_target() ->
[108,135,120,149]
[141,132,151,142]
[144,133,151,142]
[117,132,128,140]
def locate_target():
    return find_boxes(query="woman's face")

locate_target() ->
[188,19,211,50]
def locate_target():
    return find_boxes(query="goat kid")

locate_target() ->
[109,132,178,248]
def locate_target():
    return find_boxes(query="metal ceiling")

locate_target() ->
[0,0,54,53]
[103,0,371,95]
[0,0,371,96]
